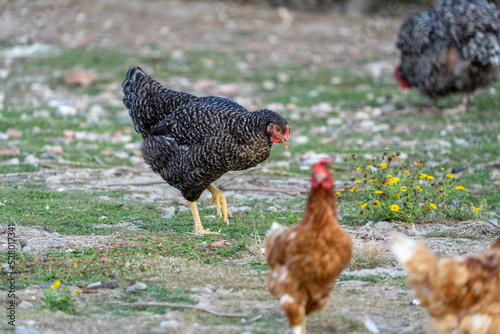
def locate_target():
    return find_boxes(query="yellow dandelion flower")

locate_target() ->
[446,174,454,179]
[421,204,427,210]
[455,186,467,191]
[350,187,357,193]
[74,289,82,294]
[418,163,423,167]
[357,202,362,206]
[473,207,480,214]
[390,177,400,184]
[361,203,367,208]
[419,173,427,179]
[400,186,407,192]
[380,163,387,169]
[393,193,400,198]
[335,192,340,196]
[357,167,361,171]
[74,263,77,267]
[429,203,437,210]
[367,165,373,169]
[355,180,360,184]
[374,190,383,194]
[373,180,378,184]
[390,204,399,212]
[417,185,422,192]
[368,179,373,183]
[403,170,409,174]
[483,199,487,202]
[427,176,434,180]
[385,182,390,187]
[50,280,61,289]
[373,200,381,207]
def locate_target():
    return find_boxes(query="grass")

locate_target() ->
[0,46,498,333]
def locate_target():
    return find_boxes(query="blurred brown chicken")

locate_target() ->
[392,235,500,334]
[265,158,352,334]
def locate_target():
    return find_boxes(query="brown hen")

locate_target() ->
[265,158,352,334]
[392,235,500,334]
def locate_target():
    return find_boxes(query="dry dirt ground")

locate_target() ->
[1,1,500,333]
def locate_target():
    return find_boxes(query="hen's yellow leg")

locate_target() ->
[206,184,232,225]
[188,201,219,235]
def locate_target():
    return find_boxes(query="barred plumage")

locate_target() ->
[395,0,500,104]
[122,66,289,234]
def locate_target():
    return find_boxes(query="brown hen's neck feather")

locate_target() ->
[301,186,338,226]
[490,236,500,250]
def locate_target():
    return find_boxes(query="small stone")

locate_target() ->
[87,281,102,289]
[45,176,61,185]
[114,151,129,159]
[159,320,180,330]
[129,156,143,165]
[373,233,385,240]
[126,282,147,293]
[0,157,20,166]
[161,215,173,220]
[454,138,470,147]
[14,327,41,334]
[18,301,34,309]
[56,105,77,118]
[293,135,310,145]
[148,329,166,334]
[311,102,333,113]
[47,145,63,155]
[158,206,176,216]
[102,279,120,289]
[262,80,275,91]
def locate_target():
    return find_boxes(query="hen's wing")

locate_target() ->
[150,96,249,145]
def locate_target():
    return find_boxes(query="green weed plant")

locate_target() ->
[40,280,79,314]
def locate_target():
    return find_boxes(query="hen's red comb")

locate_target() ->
[316,157,333,165]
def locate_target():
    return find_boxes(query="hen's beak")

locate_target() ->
[280,138,289,149]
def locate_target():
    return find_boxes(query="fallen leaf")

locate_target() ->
[64,68,97,87]
[100,150,112,156]
[6,128,22,138]
[211,240,231,248]
[0,147,20,156]
[63,130,75,141]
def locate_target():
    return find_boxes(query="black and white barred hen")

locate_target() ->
[122,66,289,234]
[394,0,500,109]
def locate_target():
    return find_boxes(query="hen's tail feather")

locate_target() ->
[122,66,197,134]
[391,235,438,283]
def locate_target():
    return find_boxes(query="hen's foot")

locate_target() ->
[207,184,232,225]
[189,200,220,235]
[416,97,440,114]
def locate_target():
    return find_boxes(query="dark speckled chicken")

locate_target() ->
[394,0,500,109]
[122,66,290,234]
